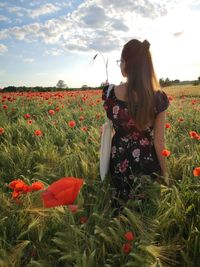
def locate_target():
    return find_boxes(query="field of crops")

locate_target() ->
[0,85,200,267]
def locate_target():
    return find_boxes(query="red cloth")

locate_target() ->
[41,177,84,208]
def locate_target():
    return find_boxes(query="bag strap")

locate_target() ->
[106,84,114,99]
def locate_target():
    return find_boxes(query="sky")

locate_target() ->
[0,0,200,88]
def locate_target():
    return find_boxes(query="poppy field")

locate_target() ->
[0,85,200,267]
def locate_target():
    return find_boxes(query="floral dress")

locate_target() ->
[102,84,170,206]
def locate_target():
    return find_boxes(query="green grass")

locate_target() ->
[0,89,200,267]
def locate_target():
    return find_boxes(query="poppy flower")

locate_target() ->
[41,177,84,208]
[124,231,135,242]
[68,204,79,213]
[80,216,88,224]
[12,190,20,199]
[189,131,199,140]
[27,120,33,125]
[178,117,184,122]
[193,167,200,177]
[162,149,171,157]
[81,126,88,132]
[0,127,4,135]
[79,116,84,121]
[24,113,31,119]
[68,121,76,128]
[34,130,43,136]
[9,179,23,190]
[48,109,55,115]
[31,181,45,191]
[2,105,8,110]
[165,123,171,129]
[122,243,132,254]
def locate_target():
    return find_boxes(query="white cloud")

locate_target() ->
[0,15,10,22]
[0,0,199,60]
[28,3,60,18]
[7,6,24,17]
[0,44,8,54]
[44,48,63,56]
[23,58,35,63]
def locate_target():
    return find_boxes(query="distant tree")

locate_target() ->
[56,80,67,88]
[174,79,180,83]
[159,77,171,87]
[198,76,200,82]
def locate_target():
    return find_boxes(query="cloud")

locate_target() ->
[0,0,180,54]
[100,0,168,18]
[0,15,10,22]
[23,58,35,63]
[110,19,129,32]
[28,3,60,18]
[80,5,107,27]
[0,3,6,8]
[7,6,24,17]
[44,48,63,56]
[0,29,9,40]
[0,44,8,54]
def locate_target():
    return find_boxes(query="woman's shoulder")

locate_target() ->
[154,89,170,114]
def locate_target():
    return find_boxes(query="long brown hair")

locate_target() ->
[121,39,159,130]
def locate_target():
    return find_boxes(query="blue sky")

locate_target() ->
[0,0,200,88]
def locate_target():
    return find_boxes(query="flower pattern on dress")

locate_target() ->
[113,105,120,119]
[119,159,129,173]
[139,138,150,146]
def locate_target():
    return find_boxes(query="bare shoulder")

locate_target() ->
[114,83,128,101]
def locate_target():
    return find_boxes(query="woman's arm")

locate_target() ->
[153,110,169,184]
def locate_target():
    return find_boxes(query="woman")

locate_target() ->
[102,39,170,212]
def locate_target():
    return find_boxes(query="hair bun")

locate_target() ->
[142,39,150,50]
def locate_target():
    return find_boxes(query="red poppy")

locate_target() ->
[122,243,132,254]
[24,113,31,119]
[31,181,45,191]
[41,177,84,208]
[9,179,24,190]
[48,109,55,115]
[193,167,200,177]
[162,149,171,157]
[27,120,33,124]
[68,121,76,128]
[0,127,4,135]
[79,116,84,121]
[124,231,135,242]
[34,130,43,136]
[68,204,79,213]
[12,190,20,199]
[178,117,184,122]
[165,123,171,129]
[2,105,8,110]
[81,126,88,132]
[189,131,199,140]
[80,216,88,224]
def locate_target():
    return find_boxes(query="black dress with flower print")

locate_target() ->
[102,84,170,203]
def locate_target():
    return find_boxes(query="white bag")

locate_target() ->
[100,119,113,181]
[100,84,114,181]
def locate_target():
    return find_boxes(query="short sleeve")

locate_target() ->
[102,85,109,101]
[154,90,170,115]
